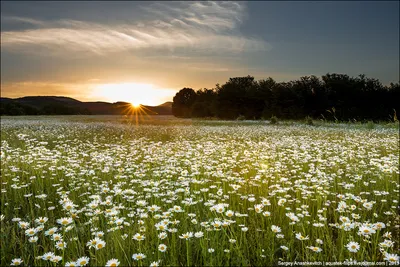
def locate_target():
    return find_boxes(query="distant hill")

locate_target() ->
[0,96,173,116]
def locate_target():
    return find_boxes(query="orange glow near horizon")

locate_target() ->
[92,82,176,106]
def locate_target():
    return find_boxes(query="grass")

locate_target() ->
[1,115,399,266]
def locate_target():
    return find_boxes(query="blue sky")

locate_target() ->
[1,1,399,104]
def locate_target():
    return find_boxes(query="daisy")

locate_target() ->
[25,228,37,236]
[225,210,235,217]
[57,217,73,226]
[383,253,399,264]
[158,243,167,252]
[308,246,322,253]
[132,253,146,261]
[133,233,145,241]
[358,225,375,236]
[149,261,160,267]
[10,258,23,266]
[51,256,62,263]
[42,252,55,261]
[105,258,120,267]
[179,232,193,239]
[295,232,309,241]
[65,261,77,267]
[271,225,281,233]
[35,217,48,224]
[208,248,215,253]
[158,232,167,240]
[95,240,106,250]
[194,231,204,238]
[29,236,38,243]
[76,256,90,266]
[346,241,360,253]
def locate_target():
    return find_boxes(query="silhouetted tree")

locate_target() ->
[172,88,197,117]
[171,73,399,122]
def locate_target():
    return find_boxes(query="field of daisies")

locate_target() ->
[1,116,399,266]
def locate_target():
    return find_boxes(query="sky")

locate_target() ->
[1,1,399,105]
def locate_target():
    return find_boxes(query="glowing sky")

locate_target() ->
[1,1,399,105]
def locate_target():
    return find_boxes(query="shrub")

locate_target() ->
[270,115,278,125]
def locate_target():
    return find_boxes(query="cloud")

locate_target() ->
[1,1,269,56]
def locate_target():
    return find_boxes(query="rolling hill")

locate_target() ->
[0,96,173,116]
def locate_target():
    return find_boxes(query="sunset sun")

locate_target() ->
[92,82,176,106]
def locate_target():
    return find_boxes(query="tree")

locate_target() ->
[172,88,197,117]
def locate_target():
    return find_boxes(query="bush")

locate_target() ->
[270,116,278,125]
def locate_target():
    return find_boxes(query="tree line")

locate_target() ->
[172,74,400,122]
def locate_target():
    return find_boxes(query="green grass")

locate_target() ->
[1,115,399,266]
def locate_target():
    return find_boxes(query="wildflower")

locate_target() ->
[155,222,168,231]
[29,236,39,243]
[158,243,167,252]
[208,248,215,253]
[149,261,160,267]
[45,227,58,236]
[158,232,167,240]
[379,239,394,249]
[271,225,281,233]
[281,245,289,251]
[35,217,48,224]
[51,256,62,263]
[194,231,204,238]
[42,252,55,261]
[132,253,146,261]
[383,253,399,264]
[105,258,120,267]
[373,222,386,230]
[10,258,23,266]
[25,228,37,236]
[254,204,263,213]
[52,233,63,241]
[95,240,106,250]
[262,211,271,217]
[18,221,29,229]
[65,261,77,267]
[308,246,322,253]
[225,210,235,217]
[362,202,373,210]
[133,233,145,241]
[346,241,360,253]
[55,241,67,250]
[241,227,248,232]
[295,232,309,240]
[57,217,73,226]
[179,232,193,239]
[358,225,375,236]
[77,256,90,266]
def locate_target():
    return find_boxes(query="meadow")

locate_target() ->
[1,115,399,266]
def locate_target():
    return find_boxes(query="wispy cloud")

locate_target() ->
[1,1,269,56]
